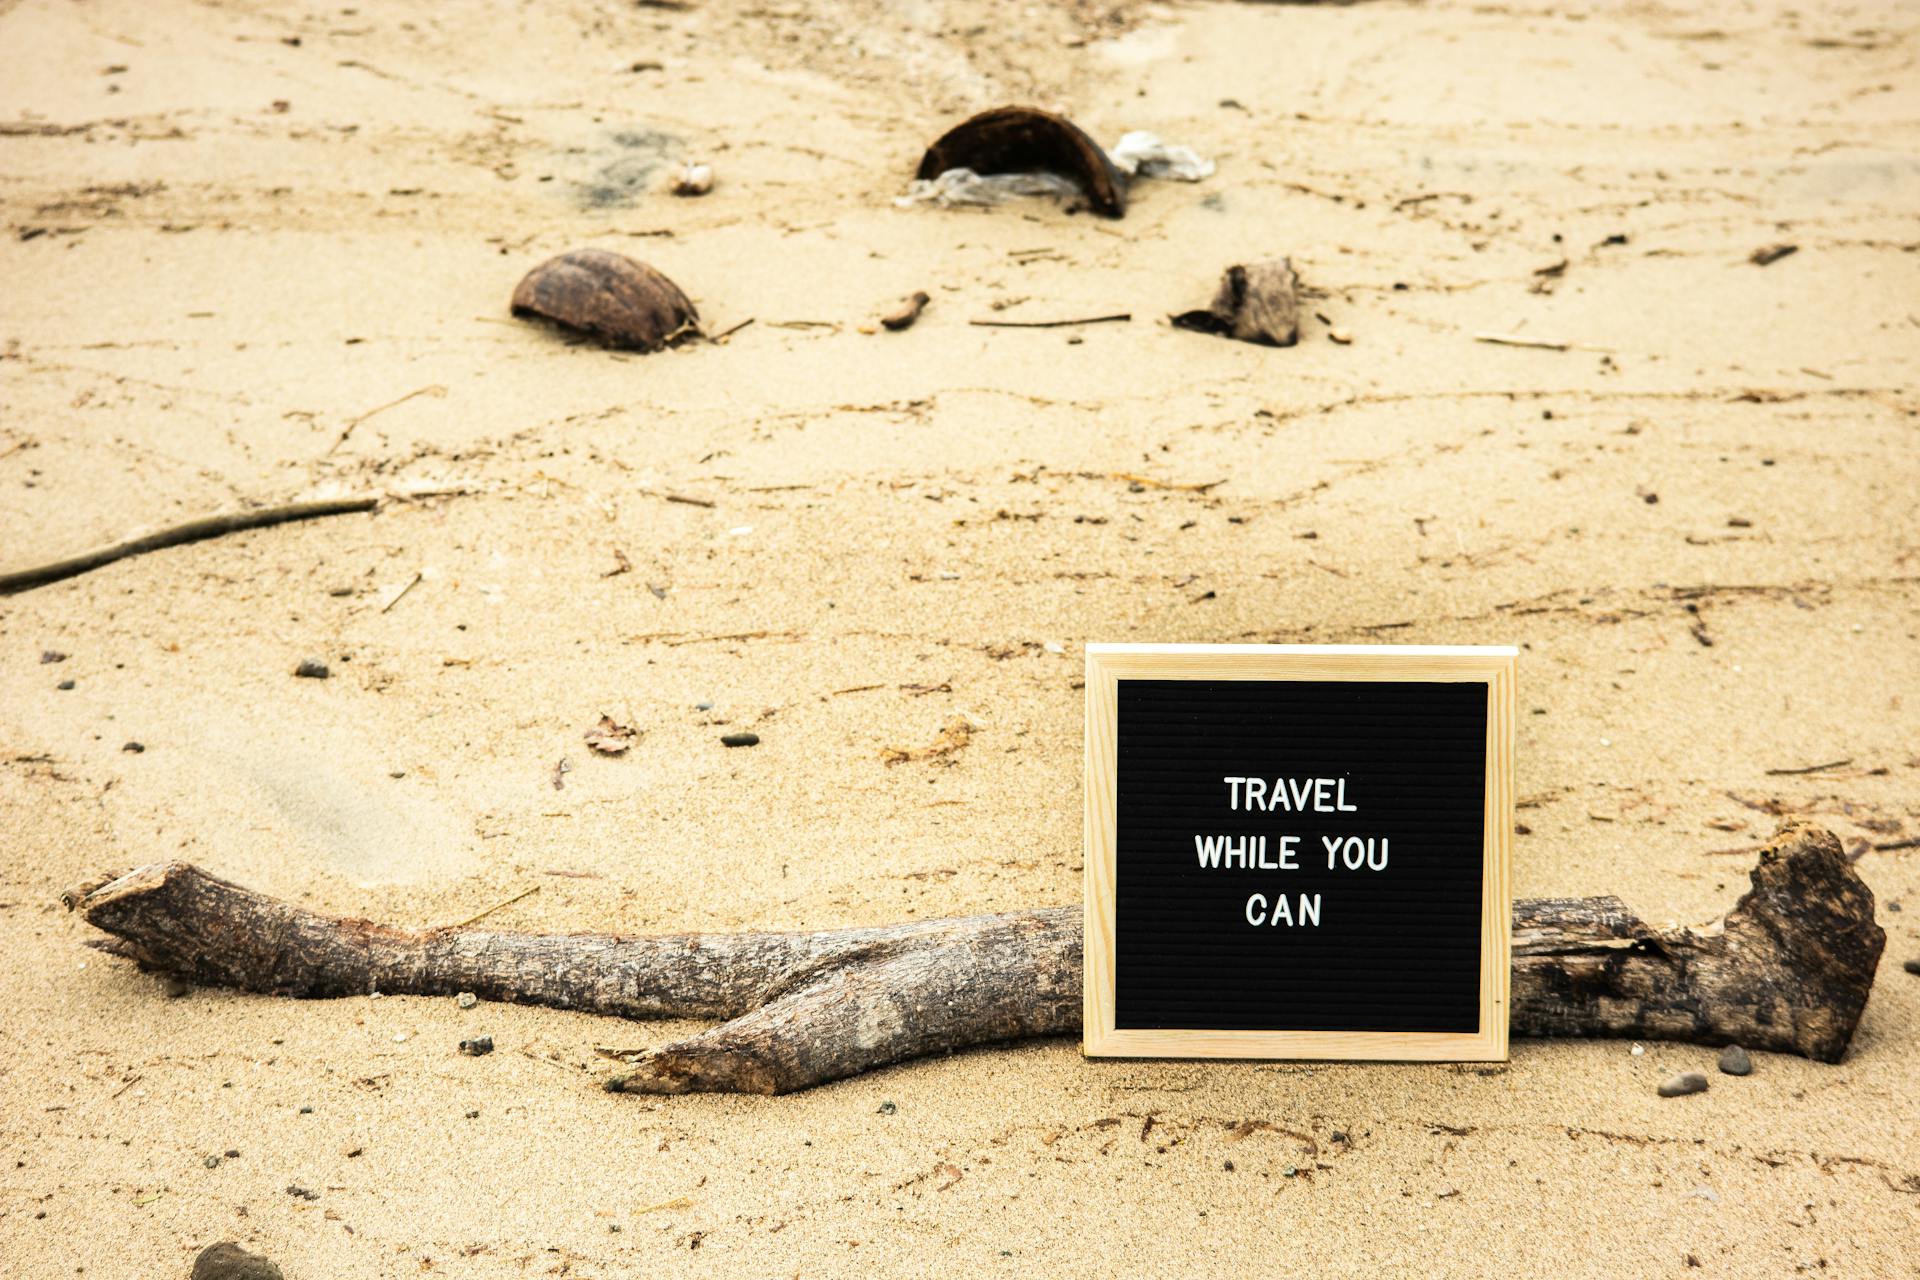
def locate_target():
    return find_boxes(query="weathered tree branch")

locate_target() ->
[65,821,1883,1094]
[0,497,379,595]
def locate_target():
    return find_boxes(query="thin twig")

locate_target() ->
[1765,758,1854,776]
[0,497,380,595]
[377,571,423,614]
[328,384,447,454]
[450,886,540,929]
[709,318,755,342]
[969,314,1130,329]
[1473,332,1571,351]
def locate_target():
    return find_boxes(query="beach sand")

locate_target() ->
[2,0,1917,1273]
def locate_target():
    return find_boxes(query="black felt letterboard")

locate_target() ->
[1113,678,1487,1034]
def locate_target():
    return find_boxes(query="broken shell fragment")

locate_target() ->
[670,162,713,196]
[916,106,1127,219]
[1171,258,1300,348]
[510,248,700,352]
[880,291,930,331]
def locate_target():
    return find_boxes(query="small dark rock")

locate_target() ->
[164,977,191,998]
[204,1154,221,1169]
[293,658,330,679]
[1658,1071,1709,1098]
[122,741,145,753]
[459,1035,494,1057]
[1903,958,1920,975]
[285,1184,318,1201]
[721,731,759,747]
[192,1242,285,1280]
[56,678,75,690]
[297,1105,314,1114]
[1718,1045,1753,1076]
[876,1100,897,1115]
[465,1109,480,1119]
[40,650,68,664]
[225,1149,240,1158]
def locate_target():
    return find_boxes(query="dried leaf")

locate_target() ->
[881,716,974,765]
[584,715,639,755]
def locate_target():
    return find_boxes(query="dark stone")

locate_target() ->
[191,1242,284,1280]
[285,1184,318,1200]
[123,741,145,753]
[721,732,760,747]
[1658,1071,1709,1097]
[56,678,74,690]
[458,1035,494,1056]
[1718,1045,1753,1076]
[40,650,67,663]
[293,658,330,679]
[1903,958,1920,975]
[164,977,191,998]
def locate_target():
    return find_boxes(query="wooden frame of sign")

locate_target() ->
[1083,643,1515,1062]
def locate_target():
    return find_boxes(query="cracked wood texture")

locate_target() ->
[68,821,1881,1094]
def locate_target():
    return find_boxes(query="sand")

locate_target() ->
[2,0,1918,1273]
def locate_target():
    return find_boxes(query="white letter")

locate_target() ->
[1288,777,1314,811]
[1337,777,1356,812]
[1322,834,1342,869]
[1314,778,1333,811]
[1245,894,1267,926]
[1278,835,1299,869]
[1271,896,1294,927]
[1257,836,1276,870]
[1223,777,1246,810]
[1298,894,1322,927]
[1194,835,1225,868]
[1244,777,1268,812]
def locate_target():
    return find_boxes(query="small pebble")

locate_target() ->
[1902,958,1920,975]
[298,1105,314,1115]
[204,1154,221,1169]
[458,1035,494,1057]
[1718,1044,1752,1076]
[122,741,145,753]
[695,700,714,710]
[456,991,478,1009]
[225,1149,240,1158]
[285,1184,318,1201]
[293,658,330,679]
[876,1100,897,1115]
[721,731,759,747]
[40,650,68,664]
[464,1109,480,1119]
[164,977,192,998]
[191,1242,285,1280]
[56,678,75,690]
[1658,1071,1709,1098]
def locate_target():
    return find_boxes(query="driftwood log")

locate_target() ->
[65,821,1882,1094]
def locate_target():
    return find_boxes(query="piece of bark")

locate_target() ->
[916,106,1127,219]
[510,249,700,352]
[880,291,930,331]
[1172,259,1300,347]
[66,821,1882,1095]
